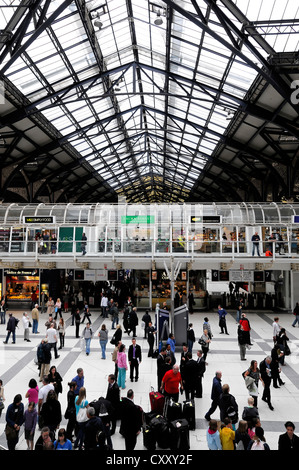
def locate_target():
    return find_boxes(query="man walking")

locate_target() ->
[204,371,223,421]
[218,305,229,334]
[260,356,274,410]
[3,313,18,344]
[46,323,59,359]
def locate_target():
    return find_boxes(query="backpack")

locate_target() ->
[226,405,237,420]
[236,440,244,450]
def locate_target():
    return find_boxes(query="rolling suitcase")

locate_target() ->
[143,423,156,450]
[169,418,190,451]
[164,397,182,422]
[183,399,196,430]
[150,415,170,449]
[149,387,165,415]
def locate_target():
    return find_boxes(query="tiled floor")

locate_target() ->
[1,308,299,451]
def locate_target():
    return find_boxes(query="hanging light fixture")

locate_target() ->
[154,10,163,25]
[94,11,103,30]
[94,18,103,30]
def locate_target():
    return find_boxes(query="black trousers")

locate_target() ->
[262,380,272,403]
[130,359,139,380]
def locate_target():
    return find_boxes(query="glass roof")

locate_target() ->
[0,0,299,202]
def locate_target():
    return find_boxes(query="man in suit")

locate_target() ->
[183,352,199,400]
[157,346,167,390]
[128,337,142,382]
[106,374,120,435]
[119,389,143,451]
[260,356,274,410]
[146,322,156,357]
[128,307,138,337]
[195,349,206,398]
[179,343,189,383]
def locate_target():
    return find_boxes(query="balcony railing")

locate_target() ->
[0,239,297,258]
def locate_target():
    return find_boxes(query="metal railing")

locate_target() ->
[0,239,297,258]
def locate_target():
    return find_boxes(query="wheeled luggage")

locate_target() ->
[169,418,190,451]
[143,423,156,450]
[163,397,182,422]
[183,399,196,430]
[149,387,165,415]
[150,414,170,449]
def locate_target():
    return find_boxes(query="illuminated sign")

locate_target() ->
[23,216,55,224]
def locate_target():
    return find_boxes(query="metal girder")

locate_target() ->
[0,0,74,76]
[162,0,299,113]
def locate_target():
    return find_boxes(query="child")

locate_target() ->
[206,419,222,450]
[220,417,235,450]
[24,402,37,450]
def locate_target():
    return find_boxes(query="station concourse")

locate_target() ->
[1,305,299,450]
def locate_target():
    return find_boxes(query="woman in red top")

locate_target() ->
[160,364,183,402]
[240,313,252,346]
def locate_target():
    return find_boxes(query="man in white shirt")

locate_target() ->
[46,323,59,359]
[101,294,108,318]
[38,376,54,416]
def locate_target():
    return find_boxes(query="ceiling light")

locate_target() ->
[94,18,103,30]
[154,10,163,25]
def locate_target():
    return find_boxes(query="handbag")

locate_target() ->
[5,425,17,440]
[110,335,116,345]
[77,406,88,423]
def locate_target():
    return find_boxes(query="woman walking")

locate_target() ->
[98,324,108,359]
[74,387,89,450]
[243,360,264,407]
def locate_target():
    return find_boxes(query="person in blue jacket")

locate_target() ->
[218,305,229,334]
[5,394,24,450]
[166,333,176,353]
[205,371,223,421]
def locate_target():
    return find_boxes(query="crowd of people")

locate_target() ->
[0,294,298,451]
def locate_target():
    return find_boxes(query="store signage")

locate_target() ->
[23,216,55,224]
[4,268,39,276]
[293,216,299,223]
[190,216,222,223]
[95,270,108,281]
[121,215,154,224]
[230,270,254,282]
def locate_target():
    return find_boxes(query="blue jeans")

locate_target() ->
[292,315,299,327]
[0,311,5,324]
[117,367,126,389]
[100,340,107,359]
[111,317,118,329]
[252,244,260,256]
[32,319,38,333]
[85,338,91,355]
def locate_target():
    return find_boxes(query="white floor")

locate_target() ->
[1,307,299,451]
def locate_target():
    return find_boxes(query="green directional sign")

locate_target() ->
[121,215,155,224]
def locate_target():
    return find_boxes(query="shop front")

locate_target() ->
[151,269,207,310]
[4,268,39,307]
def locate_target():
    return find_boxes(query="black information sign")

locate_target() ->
[24,216,54,224]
